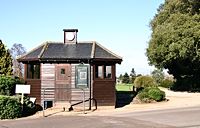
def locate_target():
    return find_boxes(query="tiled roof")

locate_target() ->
[17,41,122,63]
[41,43,93,60]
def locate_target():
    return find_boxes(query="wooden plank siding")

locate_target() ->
[25,79,41,104]
[24,64,41,104]
[41,64,56,105]
[93,65,116,106]
[70,64,91,107]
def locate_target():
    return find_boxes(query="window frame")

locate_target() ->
[26,63,40,79]
[95,65,114,80]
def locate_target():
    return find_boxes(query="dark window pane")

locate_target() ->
[27,64,40,79]
[61,68,65,74]
[34,65,40,79]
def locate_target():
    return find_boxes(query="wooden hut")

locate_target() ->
[17,29,122,108]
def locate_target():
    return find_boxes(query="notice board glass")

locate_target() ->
[76,65,88,88]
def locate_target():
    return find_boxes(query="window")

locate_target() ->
[104,66,112,79]
[95,65,112,79]
[61,68,65,74]
[27,64,40,79]
[95,65,103,78]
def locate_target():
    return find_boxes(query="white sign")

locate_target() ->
[15,84,31,94]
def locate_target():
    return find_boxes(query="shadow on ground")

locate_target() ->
[115,91,136,108]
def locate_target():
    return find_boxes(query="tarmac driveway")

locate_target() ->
[0,115,175,128]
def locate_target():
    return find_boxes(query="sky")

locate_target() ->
[0,0,165,76]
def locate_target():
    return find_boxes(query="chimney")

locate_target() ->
[63,29,78,44]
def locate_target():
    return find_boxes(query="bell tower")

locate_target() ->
[63,29,78,44]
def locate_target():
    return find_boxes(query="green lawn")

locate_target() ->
[116,83,133,91]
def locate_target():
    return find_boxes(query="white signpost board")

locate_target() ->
[15,84,31,104]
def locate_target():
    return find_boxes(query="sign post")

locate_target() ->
[15,84,31,109]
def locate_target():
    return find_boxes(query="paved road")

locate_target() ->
[0,116,173,128]
[1,106,200,128]
[114,106,200,128]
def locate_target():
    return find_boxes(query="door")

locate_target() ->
[55,64,71,101]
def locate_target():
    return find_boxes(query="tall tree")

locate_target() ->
[151,68,164,85]
[130,68,136,83]
[122,72,130,84]
[146,0,200,90]
[0,40,13,75]
[10,43,26,78]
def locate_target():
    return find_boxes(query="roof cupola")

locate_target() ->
[63,29,78,44]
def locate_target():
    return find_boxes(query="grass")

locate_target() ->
[116,83,133,91]
[115,83,135,108]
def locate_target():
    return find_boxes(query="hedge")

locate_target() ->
[0,75,24,96]
[0,95,21,119]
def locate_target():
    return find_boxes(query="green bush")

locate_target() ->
[137,87,165,103]
[0,75,24,96]
[148,88,165,101]
[159,79,174,88]
[16,95,38,117]
[134,76,156,89]
[0,95,21,119]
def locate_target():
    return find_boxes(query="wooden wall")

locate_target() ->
[25,64,94,106]
[24,64,41,104]
[41,64,56,105]
[70,64,91,107]
[93,65,116,106]
[26,79,41,104]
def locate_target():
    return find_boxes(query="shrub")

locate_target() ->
[16,95,38,117]
[137,87,165,103]
[134,76,156,89]
[148,87,165,101]
[0,95,21,119]
[159,79,174,88]
[0,75,24,96]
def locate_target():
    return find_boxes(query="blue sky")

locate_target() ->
[0,0,164,76]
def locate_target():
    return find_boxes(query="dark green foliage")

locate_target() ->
[0,40,13,76]
[146,0,200,91]
[0,76,24,96]
[148,88,165,101]
[0,95,21,119]
[134,76,156,89]
[130,68,136,83]
[137,87,165,103]
[118,74,123,81]
[170,77,199,91]
[160,79,174,88]
[122,72,130,84]
[137,89,150,103]
[16,96,38,117]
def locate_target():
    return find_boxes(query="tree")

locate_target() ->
[146,0,200,90]
[151,68,164,85]
[122,72,130,84]
[10,43,26,78]
[130,68,136,83]
[0,40,13,75]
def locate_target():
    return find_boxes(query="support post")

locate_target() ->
[83,89,85,114]
[43,89,45,117]
[21,93,24,111]
[89,65,92,110]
